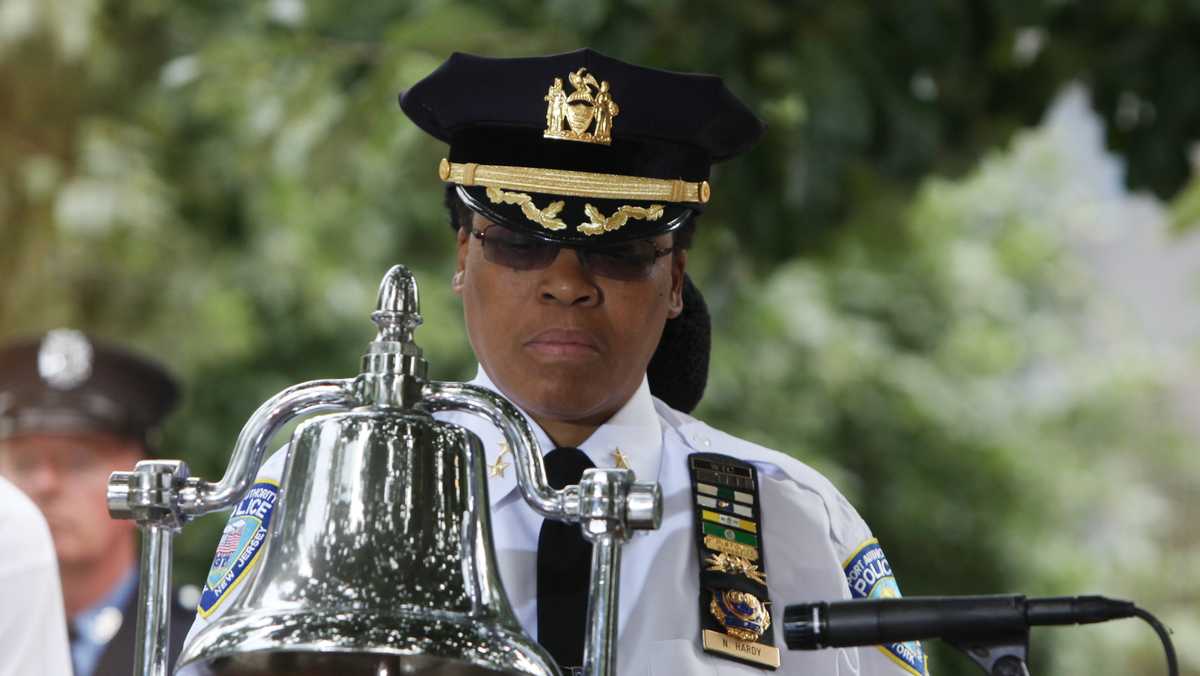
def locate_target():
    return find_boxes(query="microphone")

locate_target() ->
[784,595,1136,649]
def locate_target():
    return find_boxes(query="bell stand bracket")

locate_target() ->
[108,376,361,676]
[107,459,191,676]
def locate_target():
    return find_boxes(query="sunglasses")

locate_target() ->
[471,224,674,281]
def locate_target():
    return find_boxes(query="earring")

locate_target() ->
[452,271,464,285]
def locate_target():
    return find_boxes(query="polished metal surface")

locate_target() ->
[358,265,428,409]
[178,379,359,516]
[423,382,565,520]
[108,460,192,676]
[177,410,556,676]
[575,468,661,676]
[136,523,174,676]
[109,379,358,676]
[578,469,629,676]
[176,265,557,676]
[113,264,664,676]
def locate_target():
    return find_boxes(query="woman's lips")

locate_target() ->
[524,329,602,359]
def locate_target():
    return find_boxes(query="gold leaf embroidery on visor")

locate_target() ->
[484,186,567,231]
[579,203,665,236]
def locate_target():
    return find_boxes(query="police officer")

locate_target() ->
[0,330,195,676]
[187,50,928,675]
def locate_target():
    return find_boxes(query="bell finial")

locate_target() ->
[371,264,422,343]
[360,266,428,404]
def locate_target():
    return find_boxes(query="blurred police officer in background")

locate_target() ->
[0,329,194,676]
[187,50,928,675]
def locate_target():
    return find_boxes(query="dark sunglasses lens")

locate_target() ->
[583,241,661,280]
[480,226,559,270]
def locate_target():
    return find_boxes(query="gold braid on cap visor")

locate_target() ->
[438,158,710,236]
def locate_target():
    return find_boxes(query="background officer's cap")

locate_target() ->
[0,329,178,446]
[400,48,765,244]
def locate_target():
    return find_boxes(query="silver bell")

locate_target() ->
[175,266,556,675]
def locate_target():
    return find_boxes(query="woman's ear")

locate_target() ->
[668,250,687,319]
[453,226,469,295]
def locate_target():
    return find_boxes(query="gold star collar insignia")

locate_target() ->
[488,440,512,478]
[487,457,510,478]
[611,448,631,471]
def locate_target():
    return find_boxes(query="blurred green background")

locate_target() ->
[1,1,1197,673]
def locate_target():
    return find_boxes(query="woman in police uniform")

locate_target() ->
[187,49,927,676]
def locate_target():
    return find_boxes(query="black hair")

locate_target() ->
[443,183,698,249]
[445,183,475,234]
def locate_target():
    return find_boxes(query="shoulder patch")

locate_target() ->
[843,539,928,676]
[197,480,279,618]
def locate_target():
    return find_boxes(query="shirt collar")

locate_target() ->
[73,566,137,643]
[464,366,663,507]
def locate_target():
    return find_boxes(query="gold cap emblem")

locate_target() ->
[544,68,618,145]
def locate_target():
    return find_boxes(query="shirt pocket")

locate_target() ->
[648,639,719,676]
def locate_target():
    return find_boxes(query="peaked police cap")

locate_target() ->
[0,330,178,444]
[399,48,765,244]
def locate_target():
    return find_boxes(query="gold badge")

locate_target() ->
[709,589,772,642]
[544,68,619,145]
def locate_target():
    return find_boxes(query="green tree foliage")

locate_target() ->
[700,92,1198,671]
[1,2,1195,673]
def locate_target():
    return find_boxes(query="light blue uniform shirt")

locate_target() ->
[71,567,137,676]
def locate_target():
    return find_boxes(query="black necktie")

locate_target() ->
[537,446,595,669]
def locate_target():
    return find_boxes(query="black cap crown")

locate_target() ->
[400,48,765,244]
[0,330,178,444]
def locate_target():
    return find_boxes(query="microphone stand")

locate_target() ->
[945,631,1031,676]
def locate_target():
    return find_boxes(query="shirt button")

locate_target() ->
[697,435,711,448]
